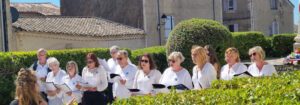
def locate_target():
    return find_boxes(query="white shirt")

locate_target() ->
[81,66,108,92]
[113,64,138,99]
[31,62,49,92]
[46,69,67,105]
[107,58,119,74]
[220,63,247,80]
[62,74,83,104]
[247,63,278,77]
[159,67,193,90]
[133,69,161,94]
[192,63,217,89]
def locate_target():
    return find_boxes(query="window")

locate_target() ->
[228,24,238,32]
[270,0,278,10]
[271,21,279,35]
[224,0,237,12]
[164,16,175,40]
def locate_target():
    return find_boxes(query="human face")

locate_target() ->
[67,63,76,76]
[249,52,259,62]
[37,52,47,64]
[140,56,150,70]
[110,50,118,59]
[168,58,180,68]
[49,63,59,73]
[225,53,237,65]
[86,59,96,69]
[117,54,128,67]
[191,52,198,64]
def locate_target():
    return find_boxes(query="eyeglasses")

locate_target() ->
[140,60,149,63]
[249,52,256,57]
[117,57,123,61]
[168,59,176,63]
[87,60,94,64]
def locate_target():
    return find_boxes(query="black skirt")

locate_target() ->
[82,91,108,105]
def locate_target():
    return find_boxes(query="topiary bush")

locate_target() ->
[131,46,167,73]
[272,34,297,57]
[166,19,232,70]
[232,32,272,60]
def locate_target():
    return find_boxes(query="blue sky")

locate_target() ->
[11,0,300,24]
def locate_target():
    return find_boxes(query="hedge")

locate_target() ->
[232,32,272,60]
[272,34,297,57]
[130,46,167,73]
[166,18,232,70]
[113,71,300,104]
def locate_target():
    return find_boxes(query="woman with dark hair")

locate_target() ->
[10,68,47,105]
[132,53,161,95]
[76,53,108,105]
[204,45,221,79]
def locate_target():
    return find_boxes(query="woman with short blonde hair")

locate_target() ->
[159,52,193,90]
[10,68,47,105]
[247,46,277,77]
[191,46,217,89]
[220,47,247,80]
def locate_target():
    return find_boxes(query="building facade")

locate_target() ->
[60,0,223,46]
[223,0,294,36]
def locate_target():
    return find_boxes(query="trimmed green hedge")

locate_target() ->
[272,34,297,57]
[130,46,167,73]
[232,32,272,60]
[113,71,300,104]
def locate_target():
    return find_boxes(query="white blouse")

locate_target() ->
[81,66,108,92]
[192,63,217,89]
[133,69,161,94]
[107,58,119,74]
[159,67,193,90]
[247,63,278,77]
[31,62,49,92]
[220,63,247,80]
[62,74,83,104]
[46,69,67,105]
[113,64,138,98]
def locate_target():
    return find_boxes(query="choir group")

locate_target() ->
[10,45,278,105]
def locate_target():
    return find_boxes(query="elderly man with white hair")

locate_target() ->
[45,57,67,105]
[247,46,277,77]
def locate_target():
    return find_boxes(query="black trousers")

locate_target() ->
[105,82,114,103]
[40,92,48,102]
[82,91,108,105]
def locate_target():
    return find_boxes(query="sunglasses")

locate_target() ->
[117,57,123,61]
[140,60,149,63]
[168,59,176,63]
[249,52,256,57]
[87,61,94,64]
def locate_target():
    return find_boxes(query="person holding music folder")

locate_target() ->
[113,50,138,99]
[247,46,278,77]
[132,53,161,95]
[159,52,193,91]
[62,61,83,105]
[45,57,67,105]
[76,53,108,105]
[220,47,248,80]
[191,46,217,89]
[10,68,47,105]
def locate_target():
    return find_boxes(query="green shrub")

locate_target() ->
[113,71,300,105]
[131,46,167,73]
[272,34,297,57]
[232,32,271,60]
[166,19,232,70]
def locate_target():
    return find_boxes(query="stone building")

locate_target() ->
[223,0,294,36]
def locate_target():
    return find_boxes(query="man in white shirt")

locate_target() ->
[107,45,120,74]
[29,48,50,102]
[113,50,137,99]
